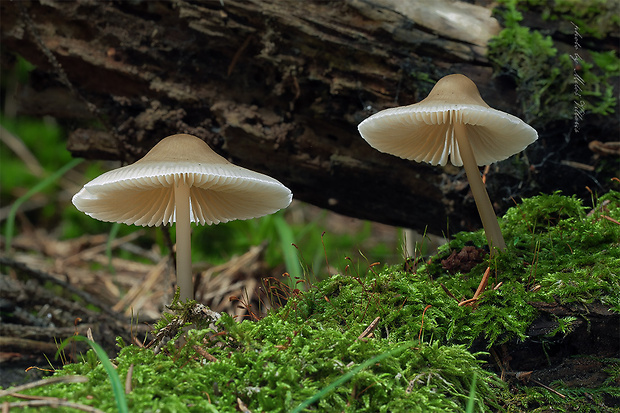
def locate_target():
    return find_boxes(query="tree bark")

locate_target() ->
[1,0,617,235]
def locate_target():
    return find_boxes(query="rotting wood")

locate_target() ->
[1,0,617,235]
[0,336,60,355]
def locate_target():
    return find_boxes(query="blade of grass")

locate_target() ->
[56,335,128,413]
[466,372,478,413]
[4,157,83,252]
[291,342,413,413]
[273,214,302,280]
[106,222,121,273]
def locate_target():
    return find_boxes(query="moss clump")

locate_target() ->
[289,192,619,348]
[10,317,502,412]
[500,191,620,312]
[488,0,619,125]
[521,0,620,39]
[4,191,619,411]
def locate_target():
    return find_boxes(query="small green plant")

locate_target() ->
[488,0,619,124]
[4,157,83,252]
[521,0,620,39]
[151,289,222,348]
[57,336,128,413]
[465,373,478,413]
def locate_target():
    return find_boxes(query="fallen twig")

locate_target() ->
[357,317,380,341]
[459,266,491,307]
[1,399,106,413]
[439,283,460,303]
[0,375,88,398]
[125,364,134,394]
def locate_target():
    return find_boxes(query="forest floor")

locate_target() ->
[1,191,619,412]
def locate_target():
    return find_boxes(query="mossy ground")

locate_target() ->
[2,190,619,412]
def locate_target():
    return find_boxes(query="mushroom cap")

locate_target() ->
[72,134,293,226]
[358,74,538,166]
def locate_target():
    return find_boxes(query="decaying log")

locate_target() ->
[491,300,620,389]
[1,0,617,235]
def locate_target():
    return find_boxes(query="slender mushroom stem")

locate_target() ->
[174,177,193,300]
[453,122,507,255]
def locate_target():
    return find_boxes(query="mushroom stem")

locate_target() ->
[174,178,193,300]
[453,122,507,255]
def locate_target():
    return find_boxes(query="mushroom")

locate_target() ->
[72,134,292,301]
[358,74,537,255]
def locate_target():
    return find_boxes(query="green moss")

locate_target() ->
[4,191,619,411]
[500,191,620,311]
[487,0,619,125]
[522,0,619,38]
[10,318,502,412]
